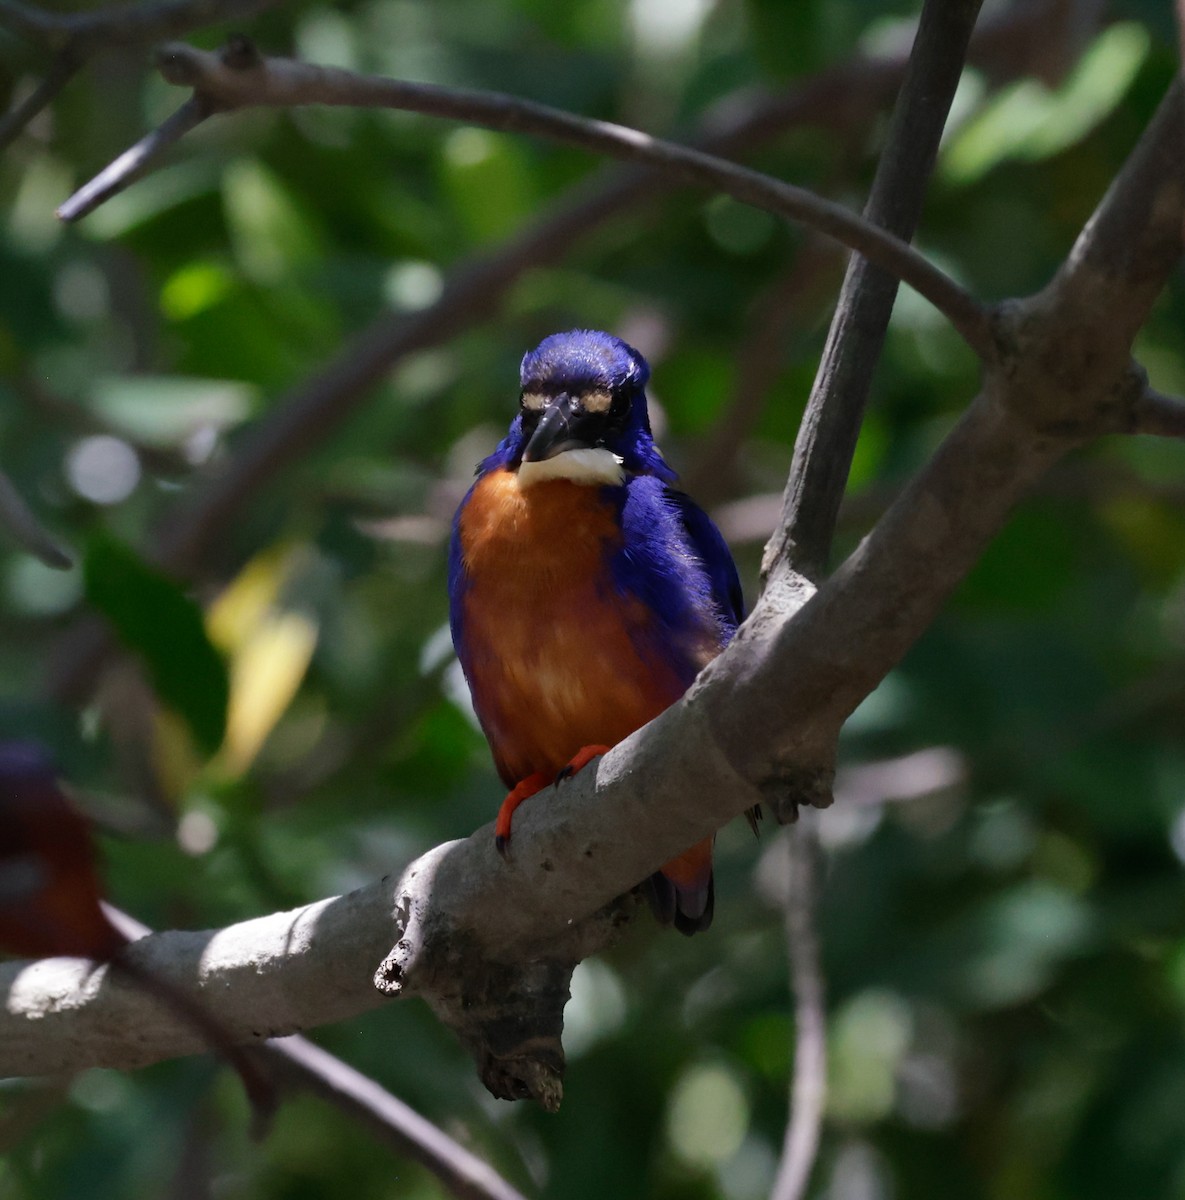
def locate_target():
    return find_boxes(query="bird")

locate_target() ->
[0,740,276,1126]
[0,740,127,960]
[448,329,751,934]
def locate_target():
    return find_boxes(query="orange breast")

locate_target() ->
[457,470,687,785]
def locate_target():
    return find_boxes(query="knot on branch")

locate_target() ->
[760,758,835,824]
[990,300,1153,441]
[379,927,573,1111]
[374,847,638,1110]
[220,34,262,71]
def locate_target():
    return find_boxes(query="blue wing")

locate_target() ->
[612,476,743,683]
[664,486,744,630]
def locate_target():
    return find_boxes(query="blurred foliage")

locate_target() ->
[1,1,1184,1198]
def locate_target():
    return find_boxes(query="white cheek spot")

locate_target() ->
[521,392,548,411]
[582,389,613,414]
[518,448,626,488]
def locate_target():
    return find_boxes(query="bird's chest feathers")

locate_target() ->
[457,470,682,774]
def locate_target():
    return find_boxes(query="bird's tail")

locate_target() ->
[644,837,714,935]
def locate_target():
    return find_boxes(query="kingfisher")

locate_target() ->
[448,330,750,934]
[0,741,127,960]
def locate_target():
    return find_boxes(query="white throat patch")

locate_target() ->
[517,448,625,488]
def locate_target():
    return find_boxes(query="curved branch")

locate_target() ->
[56,97,209,220]
[0,52,82,153]
[0,0,279,50]
[58,39,995,359]
[1134,382,1185,438]
[0,468,72,568]
[268,1037,529,1200]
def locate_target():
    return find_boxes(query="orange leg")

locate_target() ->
[495,746,612,857]
[554,744,611,787]
[495,770,551,857]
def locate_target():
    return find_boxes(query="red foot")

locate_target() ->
[494,771,551,857]
[554,744,611,787]
[494,746,611,857]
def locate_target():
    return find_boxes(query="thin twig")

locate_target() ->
[770,823,826,1200]
[0,468,72,568]
[56,97,209,221]
[58,41,995,358]
[270,1037,529,1200]
[766,0,986,585]
[0,0,279,50]
[682,240,840,504]
[105,907,527,1200]
[1134,385,1185,438]
[0,52,82,153]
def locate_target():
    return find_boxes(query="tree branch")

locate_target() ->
[0,51,82,153]
[766,0,985,585]
[0,0,279,51]
[268,1036,529,1200]
[1134,383,1185,437]
[0,0,278,149]
[0,468,72,569]
[58,39,995,359]
[55,97,209,220]
[98,906,525,1200]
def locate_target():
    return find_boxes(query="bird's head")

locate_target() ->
[482,330,674,485]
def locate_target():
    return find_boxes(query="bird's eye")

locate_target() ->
[582,389,613,414]
[520,392,548,411]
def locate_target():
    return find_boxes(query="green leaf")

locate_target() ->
[83,533,229,755]
[942,22,1151,184]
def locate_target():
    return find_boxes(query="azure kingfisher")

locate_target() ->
[0,741,276,1123]
[0,740,128,960]
[448,330,751,935]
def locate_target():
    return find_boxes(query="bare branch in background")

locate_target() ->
[0,0,278,150]
[59,40,995,358]
[765,0,986,587]
[0,469,72,569]
[103,907,527,1200]
[0,0,279,50]
[0,52,82,153]
[770,824,827,1200]
[683,240,841,505]
[56,97,209,220]
[269,1037,529,1200]
[1134,384,1185,438]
